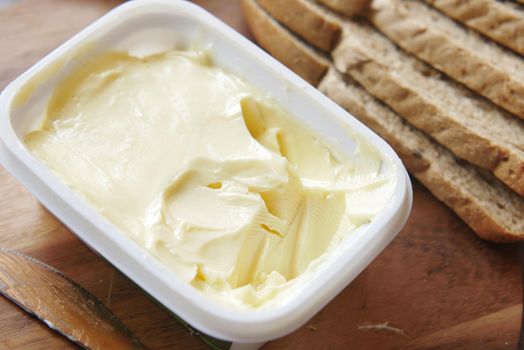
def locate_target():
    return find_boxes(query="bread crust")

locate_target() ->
[424,0,524,56]
[317,0,371,17]
[370,0,524,120]
[241,0,328,86]
[257,0,341,52]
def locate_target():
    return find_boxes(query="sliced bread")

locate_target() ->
[241,0,329,85]
[423,0,524,56]
[257,0,341,52]
[331,20,524,197]
[320,69,524,242]
[369,0,524,120]
[241,0,524,241]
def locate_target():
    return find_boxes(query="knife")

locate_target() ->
[0,248,145,349]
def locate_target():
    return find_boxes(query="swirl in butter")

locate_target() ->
[25,50,396,308]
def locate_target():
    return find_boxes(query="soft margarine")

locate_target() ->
[25,50,396,308]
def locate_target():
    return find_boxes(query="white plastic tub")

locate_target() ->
[0,1,412,348]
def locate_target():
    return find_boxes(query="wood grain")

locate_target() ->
[402,305,521,350]
[0,0,521,349]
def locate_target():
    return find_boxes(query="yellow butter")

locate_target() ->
[25,50,396,308]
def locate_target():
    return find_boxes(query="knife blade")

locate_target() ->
[0,248,145,349]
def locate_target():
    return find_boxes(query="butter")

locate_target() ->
[25,50,396,308]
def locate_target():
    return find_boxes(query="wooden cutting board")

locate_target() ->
[0,1,522,349]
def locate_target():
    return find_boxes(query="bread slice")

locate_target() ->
[369,0,524,120]
[241,0,524,241]
[423,0,524,56]
[316,0,371,17]
[320,69,524,242]
[257,0,341,52]
[331,20,524,197]
[241,0,329,85]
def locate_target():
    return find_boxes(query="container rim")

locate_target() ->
[0,0,412,342]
